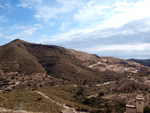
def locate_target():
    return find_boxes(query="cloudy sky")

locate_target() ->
[0,0,150,59]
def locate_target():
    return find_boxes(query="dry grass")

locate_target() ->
[37,85,94,111]
[0,90,63,113]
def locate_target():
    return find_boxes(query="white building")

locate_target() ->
[125,96,144,113]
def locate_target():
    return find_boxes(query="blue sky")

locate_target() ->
[0,0,150,59]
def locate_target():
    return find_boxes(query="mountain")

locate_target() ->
[0,39,45,74]
[128,59,150,67]
[0,39,104,84]
[0,39,150,85]
[1,39,150,113]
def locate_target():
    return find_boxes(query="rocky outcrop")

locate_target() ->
[111,76,150,92]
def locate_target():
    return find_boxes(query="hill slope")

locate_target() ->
[0,39,150,85]
[0,39,104,84]
[0,40,45,74]
[128,59,150,67]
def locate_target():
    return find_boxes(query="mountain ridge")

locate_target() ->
[0,39,150,85]
[128,59,150,67]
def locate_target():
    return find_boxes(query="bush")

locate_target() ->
[105,103,113,113]
[115,102,126,113]
[144,106,150,113]
[76,87,84,96]
[98,92,104,97]
[3,79,10,85]
[83,97,104,108]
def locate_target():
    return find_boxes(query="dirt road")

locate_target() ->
[32,91,88,113]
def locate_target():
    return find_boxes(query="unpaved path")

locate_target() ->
[87,81,116,99]
[89,62,101,68]
[0,107,35,113]
[5,81,20,91]
[0,81,20,92]
[32,91,88,113]
[95,81,115,87]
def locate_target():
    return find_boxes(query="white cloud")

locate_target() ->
[0,4,5,9]
[4,24,42,41]
[17,0,150,29]
[7,0,150,59]
[0,34,3,37]
[96,0,150,29]
[22,27,38,35]
[80,43,150,53]
[0,2,11,9]
[18,24,42,36]
[37,17,150,46]
[18,0,83,22]
[34,6,61,22]
[0,16,7,23]
[36,28,95,44]
[74,1,110,25]
[8,24,26,31]
[17,0,43,8]
[59,22,67,31]
[74,0,150,29]
[2,24,42,35]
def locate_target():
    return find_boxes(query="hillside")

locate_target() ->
[0,39,45,74]
[0,39,150,86]
[0,39,150,113]
[0,39,103,84]
[128,59,150,67]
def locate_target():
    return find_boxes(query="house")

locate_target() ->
[125,96,144,113]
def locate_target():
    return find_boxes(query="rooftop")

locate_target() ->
[136,97,144,100]
[126,104,136,108]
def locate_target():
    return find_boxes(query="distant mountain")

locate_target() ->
[0,39,150,84]
[128,59,150,67]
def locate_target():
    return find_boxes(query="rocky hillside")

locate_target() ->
[128,59,150,67]
[69,50,150,73]
[0,39,150,85]
[0,39,150,113]
[110,75,150,92]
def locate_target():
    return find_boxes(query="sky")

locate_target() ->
[0,0,150,59]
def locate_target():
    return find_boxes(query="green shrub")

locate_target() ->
[98,92,104,97]
[3,79,10,85]
[144,106,150,113]
[76,87,84,96]
[115,102,126,113]
[105,103,113,113]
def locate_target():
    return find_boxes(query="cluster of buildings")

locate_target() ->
[125,96,144,113]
